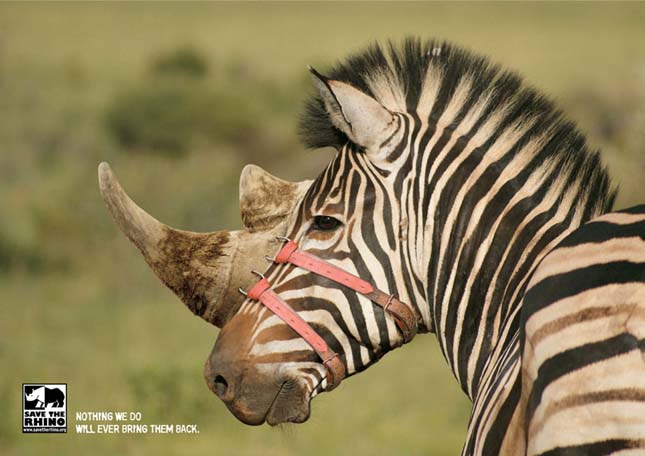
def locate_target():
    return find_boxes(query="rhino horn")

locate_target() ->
[98,162,310,327]
[99,163,255,326]
[239,164,312,232]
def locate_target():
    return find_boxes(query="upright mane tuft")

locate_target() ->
[298,37,616,215]
[300,38,491,149]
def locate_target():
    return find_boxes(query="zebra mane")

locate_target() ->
[299,37,616,214]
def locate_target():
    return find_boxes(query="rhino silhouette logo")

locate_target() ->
[22,383,67,433]
[24,385,65,409]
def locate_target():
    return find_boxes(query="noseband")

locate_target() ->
[240,238,418,391]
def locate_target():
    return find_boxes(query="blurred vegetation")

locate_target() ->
[1,2,643,456]
[106,47,268,155]
[151,46,210,79]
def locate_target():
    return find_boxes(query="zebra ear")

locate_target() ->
[309,66,395,151]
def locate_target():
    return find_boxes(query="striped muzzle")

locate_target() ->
[240,237,419,390]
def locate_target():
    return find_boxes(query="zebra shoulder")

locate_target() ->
[519,205,645,455]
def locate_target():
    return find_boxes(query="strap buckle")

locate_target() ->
[383,294,395,312]
[321,351,344,390]
[264,237,292,262]
[237,270,266,296]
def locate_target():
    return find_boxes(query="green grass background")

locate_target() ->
[1,2,644,455]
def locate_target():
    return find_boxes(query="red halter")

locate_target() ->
[241,238,418,390]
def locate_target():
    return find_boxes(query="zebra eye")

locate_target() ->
[311,215,342,232]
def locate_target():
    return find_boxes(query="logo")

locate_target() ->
[22,383,67,433]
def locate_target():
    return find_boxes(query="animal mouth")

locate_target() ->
[263,379,311,426]
[263,381,286,424]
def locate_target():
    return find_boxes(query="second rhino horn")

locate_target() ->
[239,164,312,232]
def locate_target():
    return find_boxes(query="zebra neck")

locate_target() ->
[416,149,595,400]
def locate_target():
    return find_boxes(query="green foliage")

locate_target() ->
[104,47,284,157]
[0,223,43,273]
[106,80,200,155]
[105,78,261,156]
[151,46,209,79]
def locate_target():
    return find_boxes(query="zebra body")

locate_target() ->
[519,206,645,455]
[205,39,645,454]
[461,206,645,454]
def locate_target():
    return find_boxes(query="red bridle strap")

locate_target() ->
[274,240,418,343]
[246,277,345,390]
[243,239,418,392]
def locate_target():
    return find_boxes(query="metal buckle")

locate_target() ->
[383,294,395,312]
[264,237,292,262]
[238,270,266,296]
[322,351,339,368]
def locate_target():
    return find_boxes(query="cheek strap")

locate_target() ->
[274,240,418,343]
[243,238,419,392]
[247,277,345,390]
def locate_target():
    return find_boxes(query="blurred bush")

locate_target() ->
[0,227,43,273]
[151,46,209,79]
[106,48,262,155]
[107,80,197,155]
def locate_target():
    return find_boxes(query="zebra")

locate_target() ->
[100,38,645,455]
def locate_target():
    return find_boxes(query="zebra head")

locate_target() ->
[206,65,430,426]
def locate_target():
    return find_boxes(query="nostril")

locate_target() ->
[214,375,229,398]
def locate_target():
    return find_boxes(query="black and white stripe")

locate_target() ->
[229,38,644,454]
[520,206,645,455]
